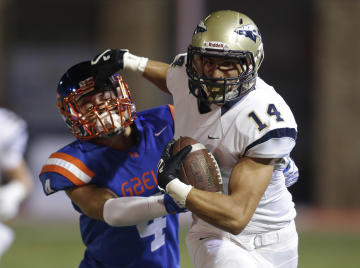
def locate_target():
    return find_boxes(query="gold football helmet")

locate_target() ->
[186,10,264,113]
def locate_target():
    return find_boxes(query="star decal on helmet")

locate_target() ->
[171,55,185,67]
[234,25,261,43]
[193,20,207,35]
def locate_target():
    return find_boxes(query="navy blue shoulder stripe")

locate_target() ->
[243,128,297,157]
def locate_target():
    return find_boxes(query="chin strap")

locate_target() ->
[198,98,212,114]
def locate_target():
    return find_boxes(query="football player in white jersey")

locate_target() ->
[0,107,33,262]
[91,10,299,268]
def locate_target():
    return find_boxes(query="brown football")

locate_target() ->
[172,136,223,192]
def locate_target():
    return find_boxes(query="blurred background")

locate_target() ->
[0,0,359,267]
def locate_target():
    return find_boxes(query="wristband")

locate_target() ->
[123,52,149,73]
[165,178,193,207]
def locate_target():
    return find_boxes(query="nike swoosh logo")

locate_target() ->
[45,179,55,194]
[208,135,220,140]
[154,126,167,136]
[91,49,111,65]
[199,237,210,240]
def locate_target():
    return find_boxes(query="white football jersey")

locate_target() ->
[167,54,297,234]
[0,108,28,183]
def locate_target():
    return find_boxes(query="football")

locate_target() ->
[172,136,223,192]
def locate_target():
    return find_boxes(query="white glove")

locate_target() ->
[0,181,26,221]
[283,156,299,187]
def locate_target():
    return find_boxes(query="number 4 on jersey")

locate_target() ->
[248,104,284,131]
[136,217,167,252]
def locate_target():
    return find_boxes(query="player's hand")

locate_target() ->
[91,48,128,89]
[283,156,299,187]
[0,182,25,221]
[163,193,187,214]
[157,139,192,192]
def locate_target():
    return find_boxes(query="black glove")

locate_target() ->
[157,139,192,192]
[91,48,128,89]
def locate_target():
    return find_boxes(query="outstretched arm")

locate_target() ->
[66,184,185,226]
[66,184,117,221]
[143,59,170,94]
[91,49,171,94]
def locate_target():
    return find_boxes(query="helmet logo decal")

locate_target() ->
[203,41,229,50]
[171,55,185,67]
[234,25,261,43]
[78,77,94,88]
[193,20,207,35]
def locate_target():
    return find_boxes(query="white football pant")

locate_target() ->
[0,223,14,260]
[0,222,15,259]
[186,220,298,268]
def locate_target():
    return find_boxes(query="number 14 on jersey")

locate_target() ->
[248,104,284,131]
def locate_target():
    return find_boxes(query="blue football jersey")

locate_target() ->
[39,105,180,268]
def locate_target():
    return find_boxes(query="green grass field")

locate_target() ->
[1,220,360,268]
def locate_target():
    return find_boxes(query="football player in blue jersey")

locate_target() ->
[90,10,300,268]
[38,61,189,268]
